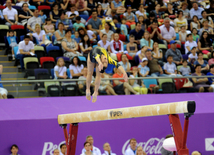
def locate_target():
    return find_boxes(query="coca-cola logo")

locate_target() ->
[122,138,165,155]
[110,111,123,117]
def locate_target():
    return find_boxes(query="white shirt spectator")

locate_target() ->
[66,11,79,17]
[125,147,136,155]
[102,151,116,155]
[32,30,47,43]
[69,64,84,78]
[27,16,42,30]
[98,40,110,50]
[54,65,67,79]
[135,10,147,17]
[16,1,30,7]
[160,25,176,40]
[110,40,124,54]
[17,40,34,54]
[190,7,204,19]
[164,62,177,73]
[184,40,197,54]
[3,7,17,20]
[87,30,95,40]
[82,146,101,155]
[188,53,198,62]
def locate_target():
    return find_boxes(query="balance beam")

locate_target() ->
[58,101,195,124]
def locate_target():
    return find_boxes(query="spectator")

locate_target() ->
[129,22,145,48]
[0,65,8,99]
[60,144,66,155]
[0,10,4,24]
[136,146,147,155]
[100,22,114,41]
[56,11,73,30]
[69,56,83,79]
[161,135,174,155]
[129,66,148,94]
[174,10,188,33]
[191,151,201,155]
[138,16,146,31]
[3,0,20,27]
[118,54,131,73]
[192,64,213,92]
[50,3,60,24]
[152,42,163,60]
[199,19,213,37]
[135,4,147,19]
[160,18,177,47]
[97,34,111,53]
[78,67,94,94]
[10,144,19,155]
[81,142,95,155]
[194,51,209,72]
[200,10,213,28]
[73,16,85,31]
[137,46,147,61]
[76,0,89,16]
[79,34,93,57]
[190,1,204,19]
[185,34,198,55]
[164,55,182,77]
[113,68,139,95]
[60,0,69,11]
[54,22,65,48]
[146,50,167,77]
[16,0,30,7]
[30,0,45,7]
[126,35,138,58]
[152,4,162,19]
[121,18,128,36]
[188,47,198,72]
[110,33,124,54]
[7,30,18,60]
[147,21,163,44]
[191,28,199,42]
[145,0,156,13]
[87,10,102,34]
[99,74,117,95]
[62,29,82,59]
[145,12,156,28]
[38,9,47,24]
[66,4,79,21]
[165,3,176,20]
[208,52,214,65]
[111,0,126,14]
[138,57,150,77]
[30,24,52,46]
[87,0,97,15]
[54,58,67,79]
[82,135,101,155]
[140,31,153,49]
[123,6,136,29]
[179,26,187,43]
[125,138,137,155]
[179,59,191,76]
[44,18,55,38]
[18,3,33,26]
[78,27,97,43]
[74,31,81,43]
[97,4,105,20]
[198,31,212,56]
[100,0,110,13]
[53,149,60,155]
[190,15,200,31]
[207,64,214,92]
[165,40,183,65]
[16,35,35,70]
[27,9,42,32]
[180,2,189,18]
[102,143,116,155]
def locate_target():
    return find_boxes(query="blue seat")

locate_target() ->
[46,46,60,54]
[51,68,54,79]
[12,6,21,10]
[105,64,115,74]
[176,33,179,40]
[78,56,86,62]
[52,35,55,44]
[124,44,127,50]
[56,57,70,62]
[135,15,138,22]
[116,23,121,29]
[126,34,130,42]
[14,46,19,59]
[79,15,89,21]
[142,79,158,89]
[46,35,50,40]
[97,35,100,41]
[28,5,36,10]
[20,35,24,41]
[67,68,71,78]
[34,69,49,79]
[93,45,97,48]
[71,34,75,39]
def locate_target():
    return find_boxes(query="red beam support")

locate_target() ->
[66,123,78,155]
[169,114,189,155]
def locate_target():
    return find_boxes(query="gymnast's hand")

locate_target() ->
[123,73,128,82]
[98,63,103,72]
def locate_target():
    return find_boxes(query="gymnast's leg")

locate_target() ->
[92,64,102,103]
[86,54,95,101]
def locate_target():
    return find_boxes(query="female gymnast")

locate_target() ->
[86,46,128,103]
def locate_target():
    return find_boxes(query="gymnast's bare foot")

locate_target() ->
[92,92,98,103]
[86,89,91,101]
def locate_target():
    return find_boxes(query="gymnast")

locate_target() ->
[86,46,128,103]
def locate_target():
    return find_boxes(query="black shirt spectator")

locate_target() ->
[18,3,33,23]
[145,12,156,28]
[129,22,144,48]
[145,0,156,14]
[124,0,140,10]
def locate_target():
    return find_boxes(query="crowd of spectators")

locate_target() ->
[9,136,202,155]
[0,0,214,98]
